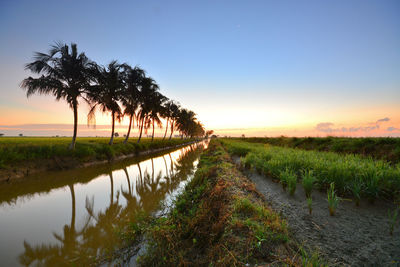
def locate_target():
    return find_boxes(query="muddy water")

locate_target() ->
[0,141,207,267]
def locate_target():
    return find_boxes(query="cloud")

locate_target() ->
[315,118,393,134]
[377,117,390,123]
[315,122,335,133]
[387,126,400,132]
[315,122,379,133]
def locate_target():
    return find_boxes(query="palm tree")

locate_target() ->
[21,42,93,149]
[121,65,145,144]
[148,92,167,141]
[161,99,176,140]
[136,77,159,143]
[87,61,124,145]
[176,108,197,139]
[168,102,181,140]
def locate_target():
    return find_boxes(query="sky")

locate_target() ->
[0,0,399,137]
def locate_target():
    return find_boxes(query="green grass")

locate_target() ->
[138,139,299,266]
[233,136,400,164]
[0,137,194,169]
[302,170,316,198]
[327,182,339,216]
[222,139,400,202]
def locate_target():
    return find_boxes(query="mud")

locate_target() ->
[233,156,400,266]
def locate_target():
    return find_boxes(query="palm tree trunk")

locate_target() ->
[169,121,174,140]
[163,118,169,140]
[124,114,133,144]
[151,120,155,142]
[137,117,144,143]
[69,100,78,150]
[109,111,115,145]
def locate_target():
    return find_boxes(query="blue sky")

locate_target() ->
[0,0,399,136]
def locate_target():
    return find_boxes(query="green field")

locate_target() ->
[235,136,400,164]
[137,139,322,266]
[0,137,194,169]
[222,139,400,202]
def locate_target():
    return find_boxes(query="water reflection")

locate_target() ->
[0,141,207,267]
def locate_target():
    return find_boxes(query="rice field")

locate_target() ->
[0,137,192,169]
[221,139,400,202]
[234,136,400,164]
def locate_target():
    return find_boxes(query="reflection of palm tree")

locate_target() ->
[18,142,207,266]
[162,156,169,179]
[123,167,132,195]
[19,183,89,266]
[69,184,76,232]
[169,153,175,177]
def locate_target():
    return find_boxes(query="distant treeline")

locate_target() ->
[234,137,400,164]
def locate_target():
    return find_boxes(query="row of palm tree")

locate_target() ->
[21,42,205,149]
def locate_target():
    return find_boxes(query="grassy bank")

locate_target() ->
[0,137,196,178]
[136,139,323,266]
[222,139,400,202]
[235,137,400,164]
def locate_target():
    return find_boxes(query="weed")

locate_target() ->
[307,197,312,215]
[302,169,315,198]
[363,172,380,203]
[351,179,363,206]
[280,168,297,195]
[327,182,339,216]
[300,247,327,267]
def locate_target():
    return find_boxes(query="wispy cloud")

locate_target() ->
[316,117,394,135]
[387,126,400,132]
[377,117,390,123]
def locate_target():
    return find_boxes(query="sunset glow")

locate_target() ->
[1,0,399,137]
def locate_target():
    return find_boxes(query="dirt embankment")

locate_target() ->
[233,156,400,266]
[137,140,304,266]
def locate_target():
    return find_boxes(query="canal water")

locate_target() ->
[0,141,207,266]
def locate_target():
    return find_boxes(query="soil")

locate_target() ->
[232,156,400,266]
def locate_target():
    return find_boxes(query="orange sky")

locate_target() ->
[1,95,399,137]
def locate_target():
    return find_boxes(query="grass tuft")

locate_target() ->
[327,182,339,216]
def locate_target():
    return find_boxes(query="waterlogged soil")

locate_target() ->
[232,157,400,266]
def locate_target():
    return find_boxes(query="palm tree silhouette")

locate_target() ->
[168,102,181,140]
[121,65,145,144]
[21,42,93,149]
[148,92,167,141]
[161,100,177,140]
[87,61,124,145]
[176,109,196,139]
[136,77,159,143]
